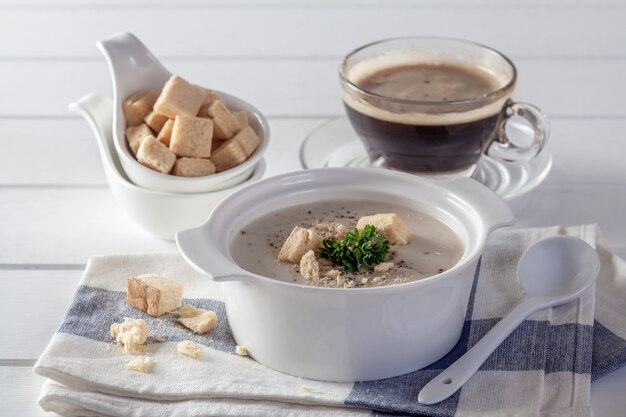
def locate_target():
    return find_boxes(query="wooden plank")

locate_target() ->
[0,271,82,359]
[0,188,175,264]
[0,8,624,58]
[0,59,625,118]
[1,117,625,186]
[0,118,323,185]
[1,0,623,7]
[0,367,48,417]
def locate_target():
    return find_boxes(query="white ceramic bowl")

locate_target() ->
[176,168,515,382]
[70,93,265,241]
[97,32,270,194]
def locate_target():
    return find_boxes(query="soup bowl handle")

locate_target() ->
[443,177,516,233]
[176,227,255,283]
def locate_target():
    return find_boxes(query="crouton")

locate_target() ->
[374,262,395,272]
[157,119,174,146]
[200,88,221,106]
[126,274,183,317]
[110,318,148,353]
[210,138,248,172]
[325,269,342,279]
[169,116,214,158]
[136,136,177,174]
[233,111,249,127]
[123,90,158,126]
[125,123,153,155]
[299,250,319,280]
[207,100,241,139]
[235,345,249,356]
[356,213,411,245]
[172,157,216,177]
[178,304,218,334]
[144,111,170,133]
[126,356,155,373]
[278,227,323,263]
[177,340,202,359]
[232,126,261,156]
[154,75,205,119]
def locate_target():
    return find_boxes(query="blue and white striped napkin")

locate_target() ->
[34,225,626,417]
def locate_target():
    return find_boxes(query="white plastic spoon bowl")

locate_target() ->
[418,235,600,405]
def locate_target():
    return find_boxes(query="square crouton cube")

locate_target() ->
[210,138,247,172]
[137,135,177,174]
[200,88,222,106]
[125,123,154,155]
[157,118,175,145]
[233,111,249,127]
[173,157,216,177]
[154,75,206,118]
[144,111,170,133]
[169,116,214,158]
[123,90,158,126]
[126,274,183,317]
[232,126,261,156]
[278,226,323,263]
[207,100,241,139]
[356,213,412,245]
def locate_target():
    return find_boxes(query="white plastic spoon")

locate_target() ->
[418,235,600,405]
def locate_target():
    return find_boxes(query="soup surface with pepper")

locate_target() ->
[230,199,464,288]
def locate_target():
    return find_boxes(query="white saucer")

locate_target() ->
[299,117,552,202]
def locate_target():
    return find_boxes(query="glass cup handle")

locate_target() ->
[486,101,549,163]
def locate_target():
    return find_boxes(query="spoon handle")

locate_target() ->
[418,297,544,405]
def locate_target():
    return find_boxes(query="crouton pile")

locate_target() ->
[123,75,261,177]
[278,213,412,288]
[111,273,248,373]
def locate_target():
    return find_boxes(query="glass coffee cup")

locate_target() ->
[339,37,548,178]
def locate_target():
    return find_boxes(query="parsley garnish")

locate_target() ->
[319,225,390,273]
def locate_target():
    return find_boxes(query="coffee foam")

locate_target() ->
[342,50,513,126]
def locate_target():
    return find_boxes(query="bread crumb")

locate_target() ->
[299,250,319,280]
[374,262,395,272]
[126,356,155,373]
[178,304,218,334]
[235,345,249,356]
[361,277,369,285]
[110,318,148,353]
[177,340,203,359]
[334,224,348,239]
[336,275,347,287]
[372,277,384,285]
[325,269,342,279]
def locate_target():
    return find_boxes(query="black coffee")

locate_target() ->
[345,105,500,172]
[345,63,505,173]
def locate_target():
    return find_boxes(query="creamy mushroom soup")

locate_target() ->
[230,200,464,288]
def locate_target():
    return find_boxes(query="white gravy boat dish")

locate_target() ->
[97,32,270,194]
[69,93,265,241]
[177,168,515,382]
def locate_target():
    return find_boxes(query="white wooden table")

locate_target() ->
[1,1,625,415]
